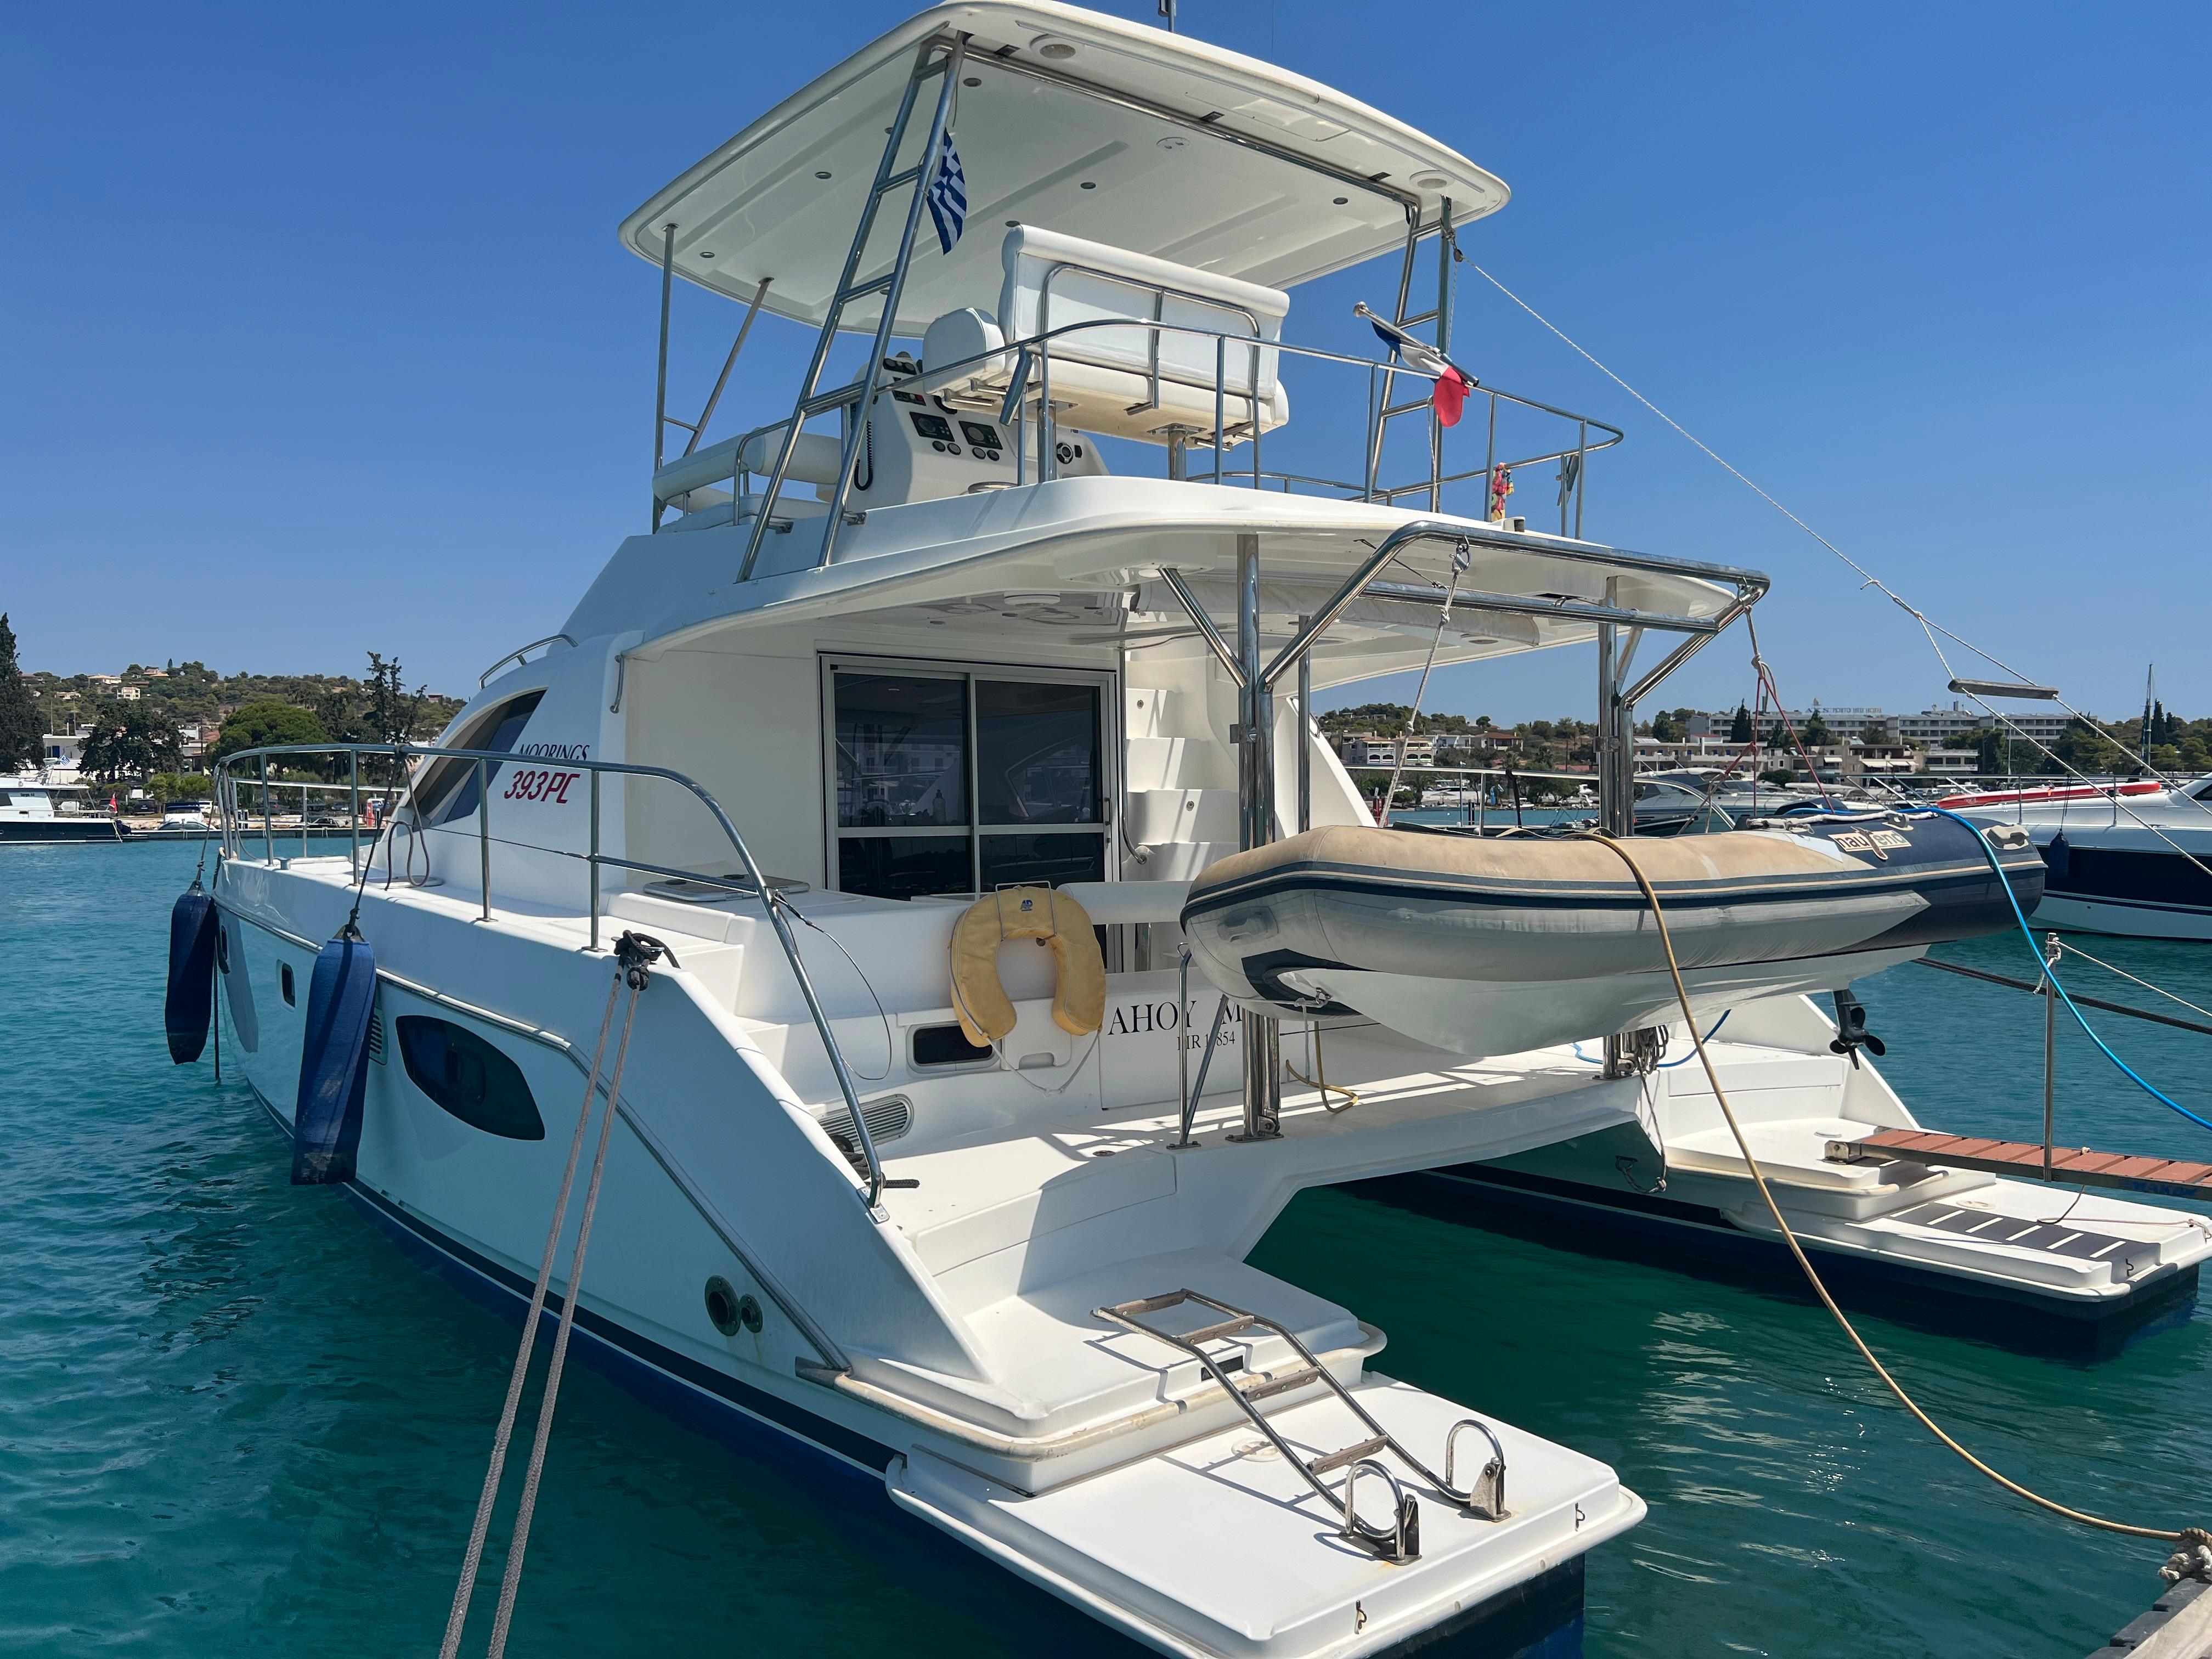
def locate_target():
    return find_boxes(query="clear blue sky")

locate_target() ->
[5,1,2205,724]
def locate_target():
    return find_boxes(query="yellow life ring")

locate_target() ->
[949,888,1105,1048]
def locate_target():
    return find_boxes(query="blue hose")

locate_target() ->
[1572,1010,1728,1068]
[1922,804,2212,1135]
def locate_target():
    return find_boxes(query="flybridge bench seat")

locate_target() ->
[652,227,1294,520]
[922,225,1290,447]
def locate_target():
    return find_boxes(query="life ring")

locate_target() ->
[949,888,1105,1047]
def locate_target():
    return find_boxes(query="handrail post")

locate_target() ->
[2042,932,2060,1180]
[588,768,601,953]
[1173,949,1193,1148]
[260,754,273,864]
[1296,618,1313,833]
[1575,419,1588,538]
[476,758,492,922]
[1214,336,1226,483]
[652,220,675,531]
[349,749,360,871]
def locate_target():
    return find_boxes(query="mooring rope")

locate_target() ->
[1576,830,2203,1547]
[441,932,665,1659]
[482,941,656,1659]
[437,969,624,1659]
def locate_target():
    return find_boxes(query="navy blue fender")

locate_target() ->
[291,936,377,1185]
[164,887,219,1064]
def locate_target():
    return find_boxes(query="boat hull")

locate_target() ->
[0,818,128,844]
[1182,816,2045,1055]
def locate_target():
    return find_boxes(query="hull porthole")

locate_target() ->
[704,1277,761,1336]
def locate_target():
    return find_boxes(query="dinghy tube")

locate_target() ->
[291,935,378,1184]
[164,885,219,1063]
[1181,812,2046,1058]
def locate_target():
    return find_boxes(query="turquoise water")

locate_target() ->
[4,842,2209,1657]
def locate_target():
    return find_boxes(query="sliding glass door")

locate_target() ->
[827,659,1111,900]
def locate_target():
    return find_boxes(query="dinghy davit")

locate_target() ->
[1182,813,2045,1056]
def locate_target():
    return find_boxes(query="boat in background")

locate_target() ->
[1948,777,2212,940]
[2,782,127,845]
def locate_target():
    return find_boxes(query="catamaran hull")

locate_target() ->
[212,871,1639,1659]
[1182,817,2045,1056]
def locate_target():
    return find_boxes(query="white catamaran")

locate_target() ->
[200,5,2208,1652]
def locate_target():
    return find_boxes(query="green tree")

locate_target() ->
[81,703,181,784]
[0,613,37,770]
[1801,713,1832,748]
[1650,710,1686,743]
[209,699,329,761]
[1759,768,1797,786]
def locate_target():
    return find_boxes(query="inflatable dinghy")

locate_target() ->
[1180,814,2043,1058]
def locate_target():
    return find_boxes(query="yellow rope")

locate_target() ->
[1287,1018,1359,1114]
[1578,830,2196,1545]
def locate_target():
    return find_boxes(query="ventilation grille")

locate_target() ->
[823,1094,912,1156]
[365,1011,386,1064]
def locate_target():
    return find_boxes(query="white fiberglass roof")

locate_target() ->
[618,1,1508,335]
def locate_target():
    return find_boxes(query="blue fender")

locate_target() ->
[291,936,378,1185]
[164,888,218,1064]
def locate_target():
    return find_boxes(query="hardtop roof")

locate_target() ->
[618,1,1508,334]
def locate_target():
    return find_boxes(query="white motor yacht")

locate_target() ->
[197,4,2193,1650]
[2,781,127,844]
[1946,777,2212,940]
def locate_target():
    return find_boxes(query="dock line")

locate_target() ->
[1579,830,2207,1551]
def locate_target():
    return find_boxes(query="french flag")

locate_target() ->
[1367,313,1476,426]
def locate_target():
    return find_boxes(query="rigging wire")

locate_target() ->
[1466,261,2212,880]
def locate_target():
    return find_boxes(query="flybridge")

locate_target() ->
[620,0,1628,582]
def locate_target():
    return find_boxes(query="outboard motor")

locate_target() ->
[1829,987,1886,1068]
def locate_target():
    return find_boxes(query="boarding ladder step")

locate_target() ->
[1093,1289,1510,1562]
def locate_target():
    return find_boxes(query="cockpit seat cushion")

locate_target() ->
[949,888,1106,1047]
[917,225,1291,448]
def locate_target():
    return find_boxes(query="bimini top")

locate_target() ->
[618,0,1508,334]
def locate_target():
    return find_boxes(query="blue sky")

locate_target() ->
[4,1,2205,724]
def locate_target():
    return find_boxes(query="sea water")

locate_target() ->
[3,841,2207,1656]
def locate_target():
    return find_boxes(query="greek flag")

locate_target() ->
[926,129,967,255]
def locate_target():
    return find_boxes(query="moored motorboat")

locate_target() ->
[1949,777,2212,940]
[1,782,128,845]
[1181,813,2045,1055]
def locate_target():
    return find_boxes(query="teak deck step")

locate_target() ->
[1831,1130,2212,1200]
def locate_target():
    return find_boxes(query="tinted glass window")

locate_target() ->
[911,1023,994,1068]
[395,1016,545,1140]
[417,691,547,827]
[977,681,1099,825]
[836,674,967,828]
[980,833,1105,891]
[838,834,971,901]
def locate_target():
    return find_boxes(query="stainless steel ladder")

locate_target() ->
[737,31,968,582]
[1094,1288,1506,1562]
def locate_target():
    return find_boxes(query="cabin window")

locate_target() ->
[280,962,296,1006]
[826,659,1111,900]
[911,1022,994,1068]
[395,1016,545,1139]
[413,690,548,827]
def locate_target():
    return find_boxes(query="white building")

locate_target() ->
[1339,734,1434,768]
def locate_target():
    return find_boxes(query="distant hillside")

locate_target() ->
[23,659,461,736]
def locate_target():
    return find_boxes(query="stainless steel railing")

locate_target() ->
[656,313,1624,548]
[211,741,896,1210]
